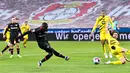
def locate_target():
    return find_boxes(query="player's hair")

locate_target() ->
[102,10,106,12]
[102,10,106,13]
[111,16,116,19]
[100,10,107,16]
[25,20,28,23]
[42,22,48,31]
[110,30,119,36]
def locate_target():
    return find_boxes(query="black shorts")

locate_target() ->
[38,41,53,53]
[10,35,20,45]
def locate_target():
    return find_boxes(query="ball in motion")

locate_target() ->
[93,57,101,64]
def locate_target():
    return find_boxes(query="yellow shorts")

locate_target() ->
[100,33,107,41]
[5,38,10,43]
[100,31,110,41]
[115,53,124,60]
[110,45,123,60]
[5,34,10,43]
[23,35,28,39]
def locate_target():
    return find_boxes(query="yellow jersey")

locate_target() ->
[92,15,114,33]
[107,33,122,55]
[21,24,30,33]
[107,33,120,46]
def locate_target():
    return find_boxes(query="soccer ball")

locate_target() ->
[93,57,101,64]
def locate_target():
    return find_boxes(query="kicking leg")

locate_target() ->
[105,57,126,64]
[52,48,69,61]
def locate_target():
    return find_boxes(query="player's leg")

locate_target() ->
[37,42,53,67]
[45,42,69,60]
[1,43,10,54]
[51,48,69,61]
[110,57,126,64]
[105,46,126,64]
[1,36,10,54]
[9,44,14,58]
[101,40,108,58]
[106,40,113,58]
[105,56,126,64]
[41,52,53,63]
[38,52,53,67]
[23,35,28,48]
[100,33,108,58]
[9,38,15,58]
[16,39,22,58]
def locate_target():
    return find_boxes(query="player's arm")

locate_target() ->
[90,17,99,37]
[3,27,7,35]
[20,25,24,31]
[3,25,10,38]
[122,52,130,62]
[31,26,44,33]
[116,21,120,30]
[17,26,42,39]
[18,24,22,35]
[106,22,110,34]
[17,30,31,39]
[91,18,99,33]
[108,16,114,29]
[121,49,130,62]
[3,27,7,39]
[19,26,40,36]
[28,25,31,31]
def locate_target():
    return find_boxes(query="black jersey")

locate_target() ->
[4,23,21,37]
[34,26,48,43]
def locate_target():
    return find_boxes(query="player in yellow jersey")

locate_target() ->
[1,26,10,54]
[21,20,30,48]
[90,10,114,58]
[105,31,130,64]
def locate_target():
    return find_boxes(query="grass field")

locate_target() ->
[0,41,130,73]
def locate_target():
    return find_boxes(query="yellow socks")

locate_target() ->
[23,39,27,47]
[110,61,122,64]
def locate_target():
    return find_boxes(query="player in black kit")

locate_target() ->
[3,17,22,58]
[17,22,70,67]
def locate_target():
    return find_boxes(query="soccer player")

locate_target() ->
[105,31,130,64]
[90,10,114,58]
[1,26,10,54]
[17,22,70,67]
[21,20,30,48]
[108,16,119,31]
[3,17,22,58]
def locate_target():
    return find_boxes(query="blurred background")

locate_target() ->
[0,0,130,41]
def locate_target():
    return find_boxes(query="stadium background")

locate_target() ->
[0,0,130,41]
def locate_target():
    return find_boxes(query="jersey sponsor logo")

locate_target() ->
[10,27,18,29]
[15,24,18,26]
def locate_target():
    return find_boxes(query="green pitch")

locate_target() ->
[0,41,130,73]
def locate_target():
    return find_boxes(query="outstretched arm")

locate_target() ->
[122,50,130,62]
[91,18,99,33]
[109,16,114,29]
[17,30,31,39]
[17,26,44,39]
[90,18,99,39]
